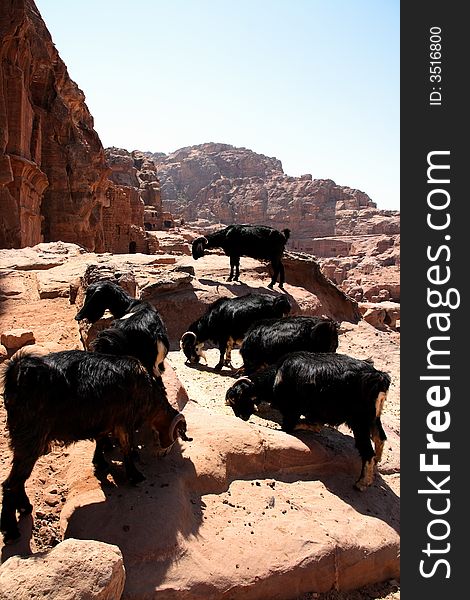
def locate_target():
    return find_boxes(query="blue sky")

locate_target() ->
[36,0,399,210]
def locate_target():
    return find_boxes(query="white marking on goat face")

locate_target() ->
[274,371,283,386]
[375,391,387,417]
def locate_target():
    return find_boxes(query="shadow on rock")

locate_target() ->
[284,427,400,534]
[197,278,284,297]
[62,444,203,590]
[183,360,240,377]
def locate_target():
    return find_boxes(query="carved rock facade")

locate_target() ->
[0,0,147,253]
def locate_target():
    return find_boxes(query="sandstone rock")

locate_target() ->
[138,143,400,251]
[0,344,7,362]
[0,242,400,599]
[0,243,86,275]
[60,401,399,599]
[335,208,400,237]
[136,252,362,347]
[0,1,105,250]
[147,230,192,255]
[360,302,400,330]
[0,329,35,352]
[362,307,387,329]
[0,3,148,254]
[105,147,166,233]
[318,236,400,304]
[0,538,125,600]
[283,252,362,323]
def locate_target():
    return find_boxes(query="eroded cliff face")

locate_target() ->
[105,147,168,232]
[0,0,146,253]
[146,143,400,250]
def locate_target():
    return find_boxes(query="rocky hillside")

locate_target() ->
[0,0,149,254]
[138,143,400,251]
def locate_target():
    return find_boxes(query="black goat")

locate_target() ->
[191,224,291,289]
[180,293,291,371]
[226,351,390,491]
[240,316,339,374]
[75,280,169,377]
[1,350,191,544]
[225,365,278,421]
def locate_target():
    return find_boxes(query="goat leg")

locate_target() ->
[214,342,226,371]
[116,428,145,484]
[92,437,111,473]
[278,262,286,289]
[353,426,377,491]
[371,416,387,463]
[234,259,240,281]
[1,488,20,544]
[1,452,37,543]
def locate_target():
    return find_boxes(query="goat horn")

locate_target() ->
[169,413,190,442]
[180,331,197,346]
[233,376,253,386]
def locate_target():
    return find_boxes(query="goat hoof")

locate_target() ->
[267,283,274,289]
[214,364,223,372]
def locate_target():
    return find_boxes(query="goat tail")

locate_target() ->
[281,228,291,242]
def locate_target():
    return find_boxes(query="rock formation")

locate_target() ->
[0,0,148,253]
[105,147,172,233]
[138,143,400,251]
[319,234,400,304]
[0,538,126,599]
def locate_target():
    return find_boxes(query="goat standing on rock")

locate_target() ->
[226,351,391,491]
[75,279,169,377]
[0,350,191,544]
[191,224,291,289]
[181,293,291,371]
